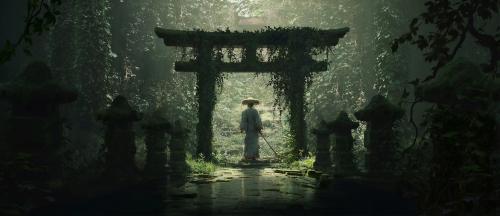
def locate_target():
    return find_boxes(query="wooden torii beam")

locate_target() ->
[155,27,349,160]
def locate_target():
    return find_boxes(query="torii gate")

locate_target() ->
[155,27,349,160]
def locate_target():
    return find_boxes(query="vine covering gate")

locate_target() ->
[155,27,349,160]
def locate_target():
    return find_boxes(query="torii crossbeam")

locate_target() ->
[155,27,349,160]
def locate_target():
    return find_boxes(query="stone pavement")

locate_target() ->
[166,168,317,215]
[32,167,416,216]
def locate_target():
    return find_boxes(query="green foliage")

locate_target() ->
[275,129,299,163]
[186,154,218,175]
[292,156,316,170]
[277,154,316,170]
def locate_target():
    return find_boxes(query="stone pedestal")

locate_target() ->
[355,95,404,177]
[169,120,189,173]
[0,62,77,177]
[329,111,359,176]
[312,120,331,171]
[97,95,141,180]
[142,111,171,179]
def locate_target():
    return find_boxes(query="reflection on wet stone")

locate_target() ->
[164,168,318,215]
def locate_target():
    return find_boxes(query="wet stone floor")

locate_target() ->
[166,168,318,215]
[33,167,417,216]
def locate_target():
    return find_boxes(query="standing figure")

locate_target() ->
[240,97,263,161]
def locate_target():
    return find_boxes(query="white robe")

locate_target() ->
[240,107,262,158]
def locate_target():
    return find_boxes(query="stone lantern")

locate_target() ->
[168,120,190,174]
[329,111,359,176]
[0,62,77,171]
[142,110,171,178]
[312,120,332,171]
[355,95,404,177]
[97,95,141,180]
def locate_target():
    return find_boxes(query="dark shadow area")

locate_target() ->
[30,182,167,216]
[30,168,416,216]
[313,178,417,215]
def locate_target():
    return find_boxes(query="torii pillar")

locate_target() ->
[195,40,217,160]
[287,40,314,157]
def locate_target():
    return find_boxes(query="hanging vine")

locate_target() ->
[262,27,332,113]
[213,47,226,92]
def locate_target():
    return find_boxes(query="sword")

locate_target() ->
[259,131,279,158]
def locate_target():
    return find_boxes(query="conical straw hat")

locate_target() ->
[241,97,260,105]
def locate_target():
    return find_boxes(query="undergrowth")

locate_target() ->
[276,155,316,170]
[186,154,218,175]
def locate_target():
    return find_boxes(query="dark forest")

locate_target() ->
[0,0,499,215]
